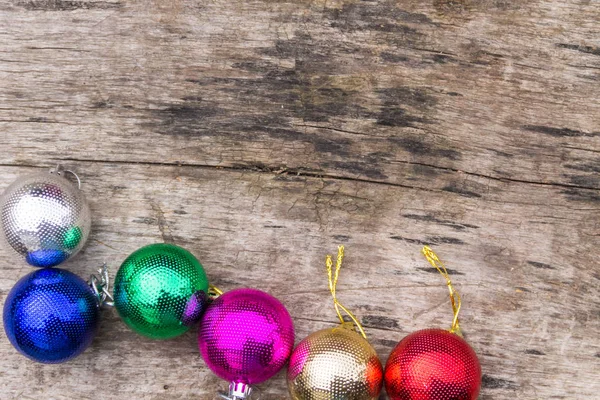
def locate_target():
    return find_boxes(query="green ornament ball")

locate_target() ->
[113,243,209,339]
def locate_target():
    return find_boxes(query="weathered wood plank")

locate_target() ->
[0,0,599,194]
[0,163,597,399]
[0,0,599,399]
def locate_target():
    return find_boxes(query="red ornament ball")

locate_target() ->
[384,329,481,400]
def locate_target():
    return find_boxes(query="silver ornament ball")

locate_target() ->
[0,168,91,267]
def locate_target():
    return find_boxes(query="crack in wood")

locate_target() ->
[1,157,586,194]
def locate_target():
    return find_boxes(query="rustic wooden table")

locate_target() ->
[0,0,599,399]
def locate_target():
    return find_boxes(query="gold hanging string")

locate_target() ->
[421,246,462,335]
[326,245,367,339]
[208,284,223,298]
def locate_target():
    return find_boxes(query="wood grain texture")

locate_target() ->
[0,0,598,399]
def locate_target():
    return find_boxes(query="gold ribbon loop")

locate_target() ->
[208,284,224,298]
[326,245,367,339]
[421,246,462,335]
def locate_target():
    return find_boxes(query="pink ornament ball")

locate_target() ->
[198,288,295,385]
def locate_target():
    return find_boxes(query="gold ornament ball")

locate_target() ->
[287,325,383,400]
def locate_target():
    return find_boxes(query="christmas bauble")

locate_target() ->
[198,288,295,386]
[3,268,100,363]
[287,325,383,400]
[384,329,481,400]
[113,243,209,339]
[0,170,91,267]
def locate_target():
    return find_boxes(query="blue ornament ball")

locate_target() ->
[3,268,100,363]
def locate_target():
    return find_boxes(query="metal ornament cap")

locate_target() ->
[0,170,91,267]
[198,288,295,385]
[287,325,384,400]
[3,268,100,363]
[218,382,255,400]
[113,243,210,339]
[384,329,481,400]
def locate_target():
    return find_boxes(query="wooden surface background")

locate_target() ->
[0,0,599,399]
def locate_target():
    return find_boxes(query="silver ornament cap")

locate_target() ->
[0,166,91,267]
